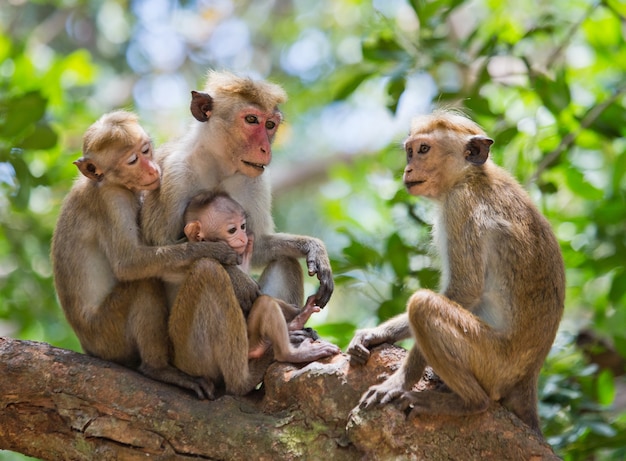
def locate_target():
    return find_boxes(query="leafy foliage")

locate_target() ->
[1,0,625,459]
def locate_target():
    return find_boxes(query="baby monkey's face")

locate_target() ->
[201,208,248,256]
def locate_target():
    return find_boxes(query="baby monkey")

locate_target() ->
[182,190,340,362]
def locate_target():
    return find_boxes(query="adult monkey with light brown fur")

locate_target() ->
[348,110,565,435]
[141,71,333,310]
[52,110,237,399]
[140,71,334,395]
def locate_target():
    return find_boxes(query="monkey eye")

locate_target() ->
[418,144,430,154]
[241,222,247,231]
[245,114,259,124]
[265,120,276,130]
[406,146,413,161]
[127,154,138,165]
[227,226,237,235]
[141,144,151,155]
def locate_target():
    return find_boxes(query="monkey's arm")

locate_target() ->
[252,233,334,307]
[222,266,261,315]
[101,191,238,281]
[347,313,411,365]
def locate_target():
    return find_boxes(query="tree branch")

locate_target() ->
[0,337,559,460]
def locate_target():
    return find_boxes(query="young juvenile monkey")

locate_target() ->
[179,190,340,363]
[347,109,565,435]
[51,110,237,399]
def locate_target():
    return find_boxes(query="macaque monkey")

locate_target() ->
[141,70,333,309]
[51,110,238,399]
[347,110,565,435]
[177,189,340,364]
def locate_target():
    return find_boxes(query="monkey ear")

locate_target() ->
[184,221,202,242]
[74,157,104,182]
[190,91,213,122]
[464,136,494,165]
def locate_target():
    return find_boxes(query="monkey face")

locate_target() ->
[199,208,249,256]
[114,135,161,192]
[402,134,446,199]
[234,107,282,178]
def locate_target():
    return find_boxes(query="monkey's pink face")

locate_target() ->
[235,107,282,178]
[199,209,249,256]
[114,134,161,192]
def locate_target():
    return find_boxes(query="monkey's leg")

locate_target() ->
[130,278,215,400]
[248,296,340,363]
[170,259,257,396]
[73,281,136,364]
[287,296,320,330]
[500,371,542,434]
[401,289,493,418]
[247,296,273,359]
[258,256,304,306]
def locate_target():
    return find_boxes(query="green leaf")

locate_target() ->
[386,232,410,278]
[386,76,406,114]
[564,167,604,201]
[533,71,571,114]
[378,297,406,321]
[19,123,58,150]
[609,269,626,304]
[1,91,48,138]
[313,322,356,349]
[596,369,615,406]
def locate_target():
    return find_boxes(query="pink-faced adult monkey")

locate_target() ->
[348,110,565,435]
[141,71,333,307]
[140,71,335,395]
[52,110,236,398]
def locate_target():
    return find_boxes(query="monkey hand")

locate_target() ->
[192,241,239,266]
[347,328,385,365]
[359,372,407,409]
[224,266,260,315]
[304,239,334,308]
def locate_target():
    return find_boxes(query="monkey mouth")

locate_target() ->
[242,160,267,172]
[404,180,425,189]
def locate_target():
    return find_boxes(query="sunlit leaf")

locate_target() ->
[564,167,604,201]
[595,369,615,407]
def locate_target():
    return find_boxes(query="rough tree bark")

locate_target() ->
[0,337,560,460]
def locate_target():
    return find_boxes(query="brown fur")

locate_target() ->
[140,71,335,395]
[51,110,237,399]
[348,110,565,435]
[182,192,339,368]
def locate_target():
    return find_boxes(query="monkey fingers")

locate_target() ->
[359,381,405,409]
[347,343,371,365]
[198,241,240,266]
[195,377,217,400]
[347,330,379,365]
[288,299,320,331]
[304,251,334,308]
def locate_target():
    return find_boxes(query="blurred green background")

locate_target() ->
[1,0,625,459]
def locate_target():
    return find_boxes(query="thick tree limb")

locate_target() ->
[0,337,559,460]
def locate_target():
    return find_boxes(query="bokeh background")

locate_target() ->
[1,0,625,459]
